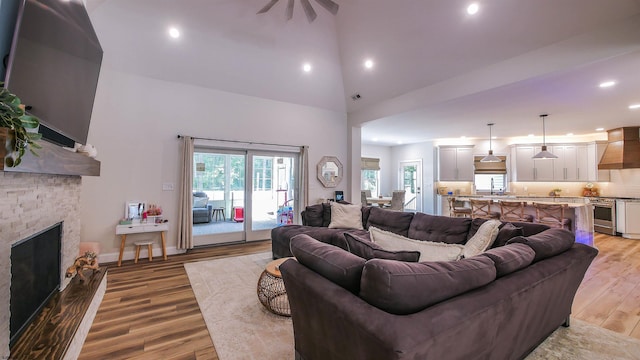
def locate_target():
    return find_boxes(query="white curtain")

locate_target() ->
[299,146,309,209]
[178,136,194,249]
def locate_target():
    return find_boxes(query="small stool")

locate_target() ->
[134,241,154,263]
[213,207,225,221]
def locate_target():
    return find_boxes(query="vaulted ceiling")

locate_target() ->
[86,0,640,145]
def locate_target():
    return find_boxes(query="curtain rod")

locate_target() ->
[177,134,304,149]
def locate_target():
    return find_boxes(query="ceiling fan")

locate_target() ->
[257,0,339,22]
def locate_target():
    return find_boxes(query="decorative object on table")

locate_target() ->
[334,190,344,201]
[480,123,502,162]
[0,82,41,167]
[317,155,343,187]
[582,183,599,197]
[76,143,98,158]
[532,114,558,159]
[144,203,163,223]
[549,188,562,197]
[65,251,100,282]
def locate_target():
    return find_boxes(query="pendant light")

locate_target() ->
[480,123,501,162]
[532,114,558,159]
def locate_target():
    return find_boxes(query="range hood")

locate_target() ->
[598,127,640,170]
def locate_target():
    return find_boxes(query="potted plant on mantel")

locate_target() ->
[0,82,41,167]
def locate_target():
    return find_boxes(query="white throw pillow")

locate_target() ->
[193,196,208,208]
[328,202,364,230]
[462,219,502,258]
[369,226,464,262]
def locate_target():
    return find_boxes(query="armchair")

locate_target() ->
[193,191,213,223]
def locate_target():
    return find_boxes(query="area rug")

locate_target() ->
[185,252,640,360]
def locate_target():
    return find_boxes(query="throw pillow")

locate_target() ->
[193,196,208,208]
[369,226,464,262]
[491,223,525,248]
[328,202,364,230]
[462,219,501,258]
[481,243,535,277]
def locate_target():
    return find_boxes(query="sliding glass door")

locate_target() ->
[192,148,298,245]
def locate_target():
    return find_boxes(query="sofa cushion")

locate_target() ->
[359,256,496,315]
[408,212,472,244]
[344,233,420,262]
[366,206,414,237]
[370,226,464,262]
[481,243,535,277]
[506,228,575,262]
[193,195,208,208]
[468,218,550,239]
[328,202,364,230]
[462,219,501,258]
[302,204,324,227]
[290,234,366,293]
[491,223,525,248]
[322,203,332,227]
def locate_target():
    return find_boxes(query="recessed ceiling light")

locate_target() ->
[599,81,616,88]
[168,27,180,39]
[372,138,379,142]
[460,136,466,139]
[302,63,312,73]
[396,140,403,145]
[566,133,574,136]
[364,59,374,69]
[528,134,535,137]
[491,136,497,140]
[467,3,479,15]
[629,104,640,110]
[596,127,605,131]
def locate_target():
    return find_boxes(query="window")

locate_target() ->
[361,169,379,196]
[474,174,506,194]
[253,156,273,191]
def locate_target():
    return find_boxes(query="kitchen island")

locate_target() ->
[439,195,594,246]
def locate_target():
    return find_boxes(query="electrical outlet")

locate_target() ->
[162,183,174,191]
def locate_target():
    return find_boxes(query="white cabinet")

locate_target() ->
[616,200,640,239]
[512,143,605,182]
[587,142,610,182]
[438,146,474,181]
[513,145,553,181]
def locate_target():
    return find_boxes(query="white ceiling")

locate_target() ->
[86,0,640,145]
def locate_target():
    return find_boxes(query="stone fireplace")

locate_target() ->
[0,172,83,358]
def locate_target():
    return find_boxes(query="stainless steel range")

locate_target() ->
[590,198,616,235]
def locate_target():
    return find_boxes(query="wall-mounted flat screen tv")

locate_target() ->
[5,0,103,147]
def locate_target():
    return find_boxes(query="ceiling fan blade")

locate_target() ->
[285,0,294,20]
[301,0,317,22]
[257,0,279,14]
[313,0,339,15]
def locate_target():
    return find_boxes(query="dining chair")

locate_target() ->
[361,191,368,206]
[533,202,570,230]
[386,190,406,211]
[448,197,472,217]
[470,199,501,220]
[499,201,534,222]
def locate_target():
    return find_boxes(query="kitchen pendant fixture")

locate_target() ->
[532,114,558,159]
[480,123,501,162]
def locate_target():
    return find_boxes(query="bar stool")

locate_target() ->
[134,241,154,263]
[499,201,534,222]
[448,197,471,217]
[533,202,570,230]
[470,199,501,220]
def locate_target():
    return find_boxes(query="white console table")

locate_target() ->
[115,222,169,266]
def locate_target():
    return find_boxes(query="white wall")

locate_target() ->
[361,144,392,196]
[80,68,348,261]
[390,142,437,214]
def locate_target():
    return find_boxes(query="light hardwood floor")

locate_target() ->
[79,234,640,360]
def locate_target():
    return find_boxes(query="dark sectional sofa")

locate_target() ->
[272,204,598,360]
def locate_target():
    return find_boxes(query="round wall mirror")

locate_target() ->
[317,156,343,188]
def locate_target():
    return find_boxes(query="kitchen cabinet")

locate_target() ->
[438,146,474,181]
[511,143,605,182]
[512,145,554,181]
[616,200,640,239]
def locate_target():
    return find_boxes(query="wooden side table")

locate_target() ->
[115,222,168,266]
[257,257,292,316]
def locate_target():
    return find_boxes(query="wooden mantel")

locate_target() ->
[1,128,100,176]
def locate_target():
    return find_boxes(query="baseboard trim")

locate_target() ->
[99,246,187,264]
